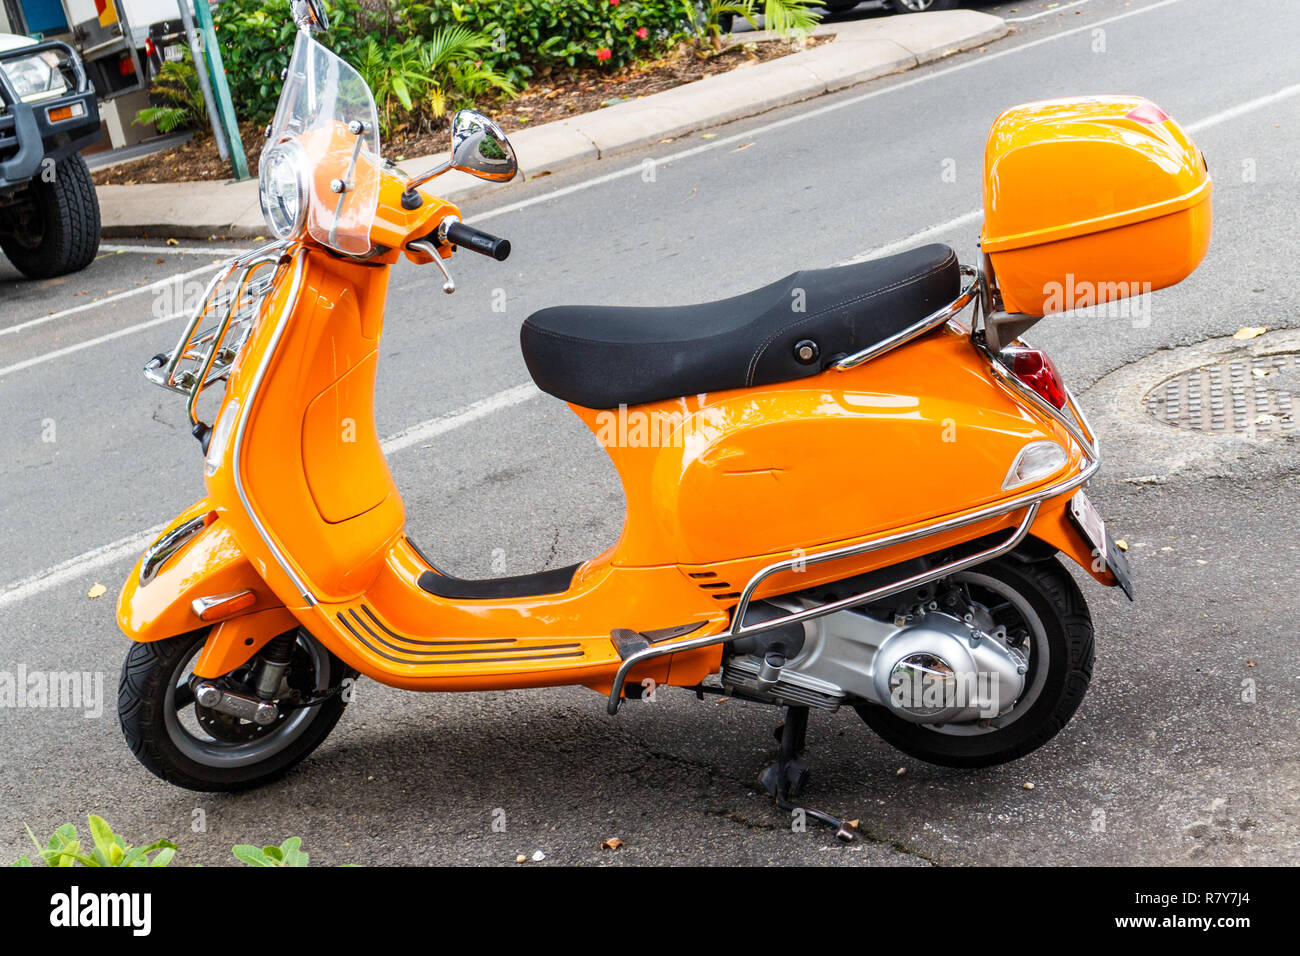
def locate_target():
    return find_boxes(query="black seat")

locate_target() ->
[520,243,960,409]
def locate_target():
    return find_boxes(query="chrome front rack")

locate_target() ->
[143,242,291,427]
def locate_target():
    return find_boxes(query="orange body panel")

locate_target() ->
[982,96,1212,316]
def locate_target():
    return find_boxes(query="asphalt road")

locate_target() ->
[1,0,1297,866]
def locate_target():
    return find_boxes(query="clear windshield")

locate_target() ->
[264,32,381,256]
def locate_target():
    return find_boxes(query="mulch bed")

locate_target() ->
[91,37,828,186]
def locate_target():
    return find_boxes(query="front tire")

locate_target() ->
[856,555,1093,768]
[119,628,352,792]
[0,152,100,279]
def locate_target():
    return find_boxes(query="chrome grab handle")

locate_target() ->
[835,265,984,371]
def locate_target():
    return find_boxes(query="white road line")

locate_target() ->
[381,383,541,455]
[0,311,184,379]
[0,263,219,338]
[1184,82,1300,133]
[834,209,984,266]
[0,383,544,609]
[100,244,254,257]
[470,0,1191,226]
[0,523,166,611]
[1006,0,1094,24]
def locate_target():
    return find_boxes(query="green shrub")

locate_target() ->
[135,49,209,134]
[416,0,696,79]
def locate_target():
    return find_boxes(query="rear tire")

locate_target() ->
[119,628,352,792]
[0,152,100,279]
[855,556,1093,768]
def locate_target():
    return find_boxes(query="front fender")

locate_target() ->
[117,502,285,643]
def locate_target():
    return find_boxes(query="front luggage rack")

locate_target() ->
[144,242,290,425]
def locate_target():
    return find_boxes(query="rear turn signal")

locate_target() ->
[1002,346,1068,409]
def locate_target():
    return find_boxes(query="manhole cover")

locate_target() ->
[1142,352,1298,434]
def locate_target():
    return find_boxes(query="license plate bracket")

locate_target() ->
[1069,491,1134,600]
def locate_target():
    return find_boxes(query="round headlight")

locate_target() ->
[258,142,308,240]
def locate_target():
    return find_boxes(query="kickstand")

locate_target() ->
[759,706,857,842]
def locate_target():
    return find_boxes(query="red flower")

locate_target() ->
[609,0,619,5]
[596,47,612,61]
[635,26,648,38]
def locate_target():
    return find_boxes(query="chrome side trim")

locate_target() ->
[229,250,318,607]
[139,514,208,586]
[605,455,1100,715]
[835,265,983,371]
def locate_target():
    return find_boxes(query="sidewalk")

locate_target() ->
[97,11,1008,239]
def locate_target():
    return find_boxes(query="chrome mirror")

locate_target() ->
[447,110,517,182]
[291,0,328,33]
[403,109,517,204]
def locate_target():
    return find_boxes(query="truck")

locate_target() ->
[0,31,101,278]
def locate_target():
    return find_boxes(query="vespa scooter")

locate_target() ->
[117,2,1211,834]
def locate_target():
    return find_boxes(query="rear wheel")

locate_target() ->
[0,152,100,279]
[855,556,1093,768]
[118,628,353,791]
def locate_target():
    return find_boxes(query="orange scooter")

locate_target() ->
[116,5,1212,833]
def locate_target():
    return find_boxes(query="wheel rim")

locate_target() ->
[897,0,934,11]
[913,570,1050,737]
[162,632,332,768]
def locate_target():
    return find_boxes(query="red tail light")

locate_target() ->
[144,37,156,57]
[1002,347,1068,409]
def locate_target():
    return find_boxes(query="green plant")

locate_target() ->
[13,816,175,867]
[421,0,695,77]
[231,836,309,866]
[355,27,516,136]
[692,0,820,49]
[135,50,208,134]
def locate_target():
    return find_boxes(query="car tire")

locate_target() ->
[885,0,961,12]
[0,151,101,279]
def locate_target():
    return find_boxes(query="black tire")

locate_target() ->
[885,0,961,13]
[0,152,100,279]
[119,628,352,792]
[855,556,1093,768]
[824,2,861,12]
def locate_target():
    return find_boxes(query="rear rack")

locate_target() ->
[143,242,290,428]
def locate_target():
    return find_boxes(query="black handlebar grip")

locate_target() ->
[444,220,511,261]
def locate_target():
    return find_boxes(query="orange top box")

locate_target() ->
[981,96,1212,317]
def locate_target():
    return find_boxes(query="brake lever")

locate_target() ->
[406,238,455,294]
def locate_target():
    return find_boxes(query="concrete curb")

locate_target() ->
[98,10,1008,239]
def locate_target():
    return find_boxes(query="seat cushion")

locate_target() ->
[520,243,960,409]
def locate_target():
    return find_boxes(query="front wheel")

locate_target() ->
[118,628,353,791]
[856,555,1094,768]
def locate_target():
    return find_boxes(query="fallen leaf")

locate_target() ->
[1251,367,1274,378]
[1115,539,1129,551]
[531,850,545,862]
[700,133,718,139]
[1023,782,1035,790]
[515,854,526,863]
[1233,326,1268,340]
[1245,660,1256,667]
[601,837,624,850]
[87,583,107,599]
[731,142,754,152]
[1252,414,1276,425]
[896,767,906,776]
[846,819,860,829]
[166,238,179,246]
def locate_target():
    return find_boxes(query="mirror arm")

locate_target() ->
[401,161,453,208]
